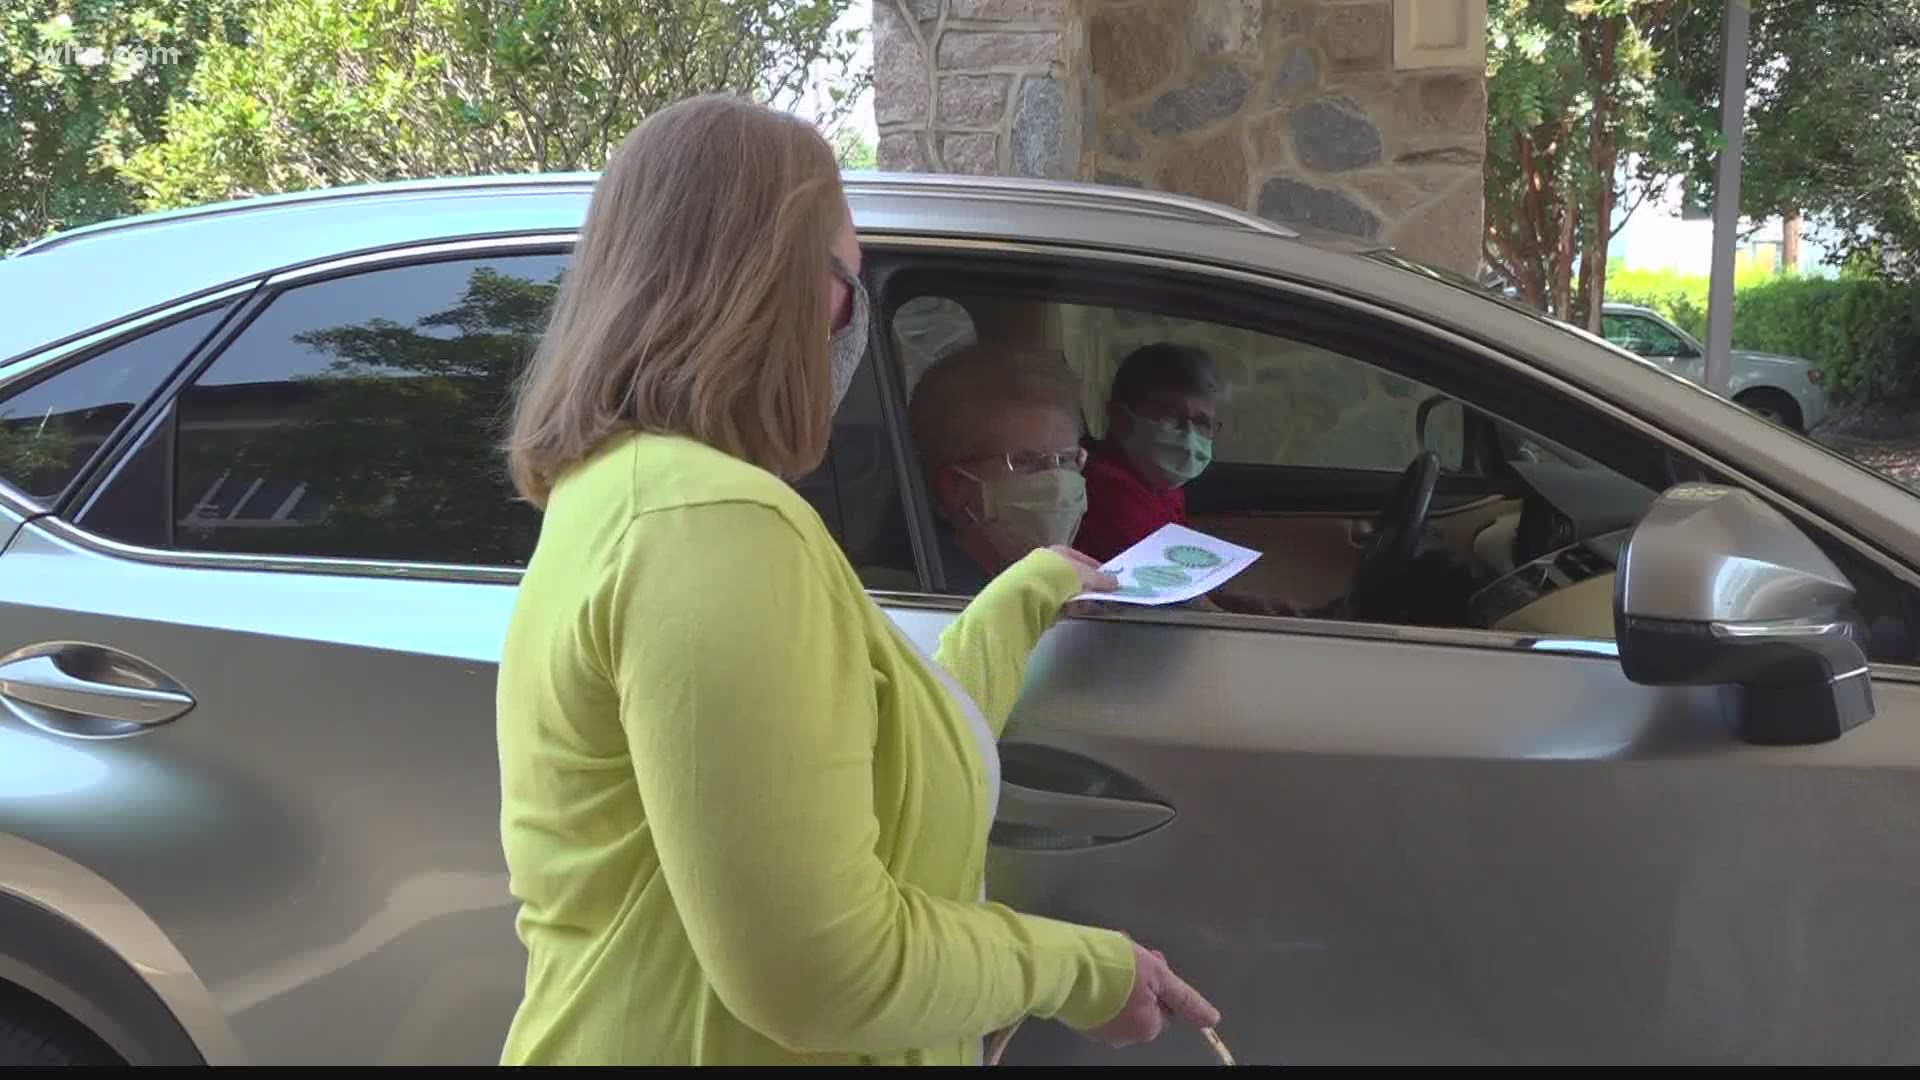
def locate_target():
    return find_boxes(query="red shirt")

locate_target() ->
[1075,439,1186,562]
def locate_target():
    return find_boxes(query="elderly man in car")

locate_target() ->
[908,343,1092,593]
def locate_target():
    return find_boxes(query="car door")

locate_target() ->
[871,244,1920,1066]
[0,240,920,1065]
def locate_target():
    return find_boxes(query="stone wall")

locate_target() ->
[874,0,1488,275]
[875,0,1079,180]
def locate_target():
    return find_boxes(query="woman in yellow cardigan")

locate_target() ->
[494,94,1217,1065]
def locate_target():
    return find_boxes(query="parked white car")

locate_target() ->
[1600,302,1830,431]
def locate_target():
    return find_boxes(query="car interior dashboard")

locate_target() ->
[1458,459,1657,641]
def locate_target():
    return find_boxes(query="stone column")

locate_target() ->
[874,0,1488,276]
[874,0,1080,179]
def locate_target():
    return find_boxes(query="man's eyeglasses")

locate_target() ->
[1002,447,1088,474]
[1136,406,1222,438]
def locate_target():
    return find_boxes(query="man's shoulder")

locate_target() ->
[1083,444,1149,495]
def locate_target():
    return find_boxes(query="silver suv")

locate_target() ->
[4,173,1920,1066]
[1599,302,1831,432]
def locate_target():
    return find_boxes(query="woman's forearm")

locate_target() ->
[933,549,1084,736]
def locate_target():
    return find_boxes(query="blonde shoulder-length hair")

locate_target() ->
[506,94,845,507]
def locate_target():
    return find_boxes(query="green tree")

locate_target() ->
[1,0,249,252]
[120,0,868,209]
[1483,0,1685,325]
[833,126,876,169]
[1487,0,1920,323]
[1653,0,1920,280]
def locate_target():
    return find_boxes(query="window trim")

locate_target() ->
[0,283,257,517]
[32,512,524,584]
[263,233,579,288]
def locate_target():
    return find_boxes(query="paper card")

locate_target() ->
[1072,523,1262,606]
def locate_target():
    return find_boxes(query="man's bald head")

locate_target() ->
[908,343,1083,469]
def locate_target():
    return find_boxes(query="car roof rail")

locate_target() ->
[12,169,1300,259]
[839,172,1300,241]
[11,173,601,257]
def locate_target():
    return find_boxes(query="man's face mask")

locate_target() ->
[1121,408,1214,486]
[828,257,869,413]
[958,466,1088,551]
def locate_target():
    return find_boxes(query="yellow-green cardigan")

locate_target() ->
[495,432,1134,1065]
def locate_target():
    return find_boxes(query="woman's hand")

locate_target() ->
[1046,545,1118,593]
[1085,942,1220,1048]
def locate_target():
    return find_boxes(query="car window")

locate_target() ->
[879,260,1920,666]
[887,277,1510,614]
[0,304,231,503]
[1057,303,1468,473]
[164,256,564,565]
[75,255,916,578]
[892,295,977,395]
[1602,314,1688,357]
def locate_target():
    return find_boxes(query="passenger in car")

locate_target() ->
[1076,343,1298,617]
[908,343,1092,593]
[1075,342,1224,563]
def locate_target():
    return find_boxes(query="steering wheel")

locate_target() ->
[1343,450,1440,620]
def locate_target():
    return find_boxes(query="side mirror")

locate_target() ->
[1614,484,1874,745]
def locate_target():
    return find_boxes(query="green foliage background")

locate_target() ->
[2,0,870,251]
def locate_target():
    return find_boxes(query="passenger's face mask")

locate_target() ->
[1121,408,1213,486]
[828,257,869,414]
[959,467,1088,551]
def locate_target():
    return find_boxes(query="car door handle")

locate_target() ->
[992,742,1175,849]
[0,649,194,736]
[998,782,1176,837]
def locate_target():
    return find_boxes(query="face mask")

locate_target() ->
[828,258,869,414]
[1122,409,1213,486]
[960,467,1088,551]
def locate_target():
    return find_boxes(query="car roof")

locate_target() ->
[0,171,1384,366]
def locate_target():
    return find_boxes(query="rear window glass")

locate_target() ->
[0,304,230,502]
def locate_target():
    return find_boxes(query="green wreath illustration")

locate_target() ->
[1134,564,1192,589]
[1163,544,1224,569]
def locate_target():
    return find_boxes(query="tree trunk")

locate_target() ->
[1552,206,1575,319]
[1783,209,1803,273]
[1517,134,1549,309]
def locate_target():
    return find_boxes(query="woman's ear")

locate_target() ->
[930,465,980,524]
[828,211,861,332]
[828,272,852,333]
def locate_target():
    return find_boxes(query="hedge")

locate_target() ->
[1606,266,1920,402]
